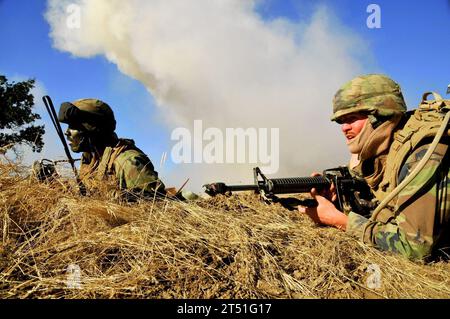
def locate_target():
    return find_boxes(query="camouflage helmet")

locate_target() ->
[331,74,407,122]
[58,98,116,133]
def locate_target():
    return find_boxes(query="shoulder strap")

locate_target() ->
[95,147,113,180]
[95,139,137,180]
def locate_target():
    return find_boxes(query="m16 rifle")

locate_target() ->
[204,167,375,217]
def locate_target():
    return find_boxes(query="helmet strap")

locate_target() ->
[368,114,383,129]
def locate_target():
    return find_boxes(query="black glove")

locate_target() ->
[31,159,57,182]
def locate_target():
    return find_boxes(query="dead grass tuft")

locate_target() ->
[1,161,449,299]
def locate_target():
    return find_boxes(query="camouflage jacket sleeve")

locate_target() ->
[346,142,449,260]
[113,149,166,196]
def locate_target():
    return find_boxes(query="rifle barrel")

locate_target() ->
[268,176,330,194]
[227,184,259,192]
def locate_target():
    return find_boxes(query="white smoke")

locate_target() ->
[45,0,370,190]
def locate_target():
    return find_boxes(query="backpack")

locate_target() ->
[372,92,450,219]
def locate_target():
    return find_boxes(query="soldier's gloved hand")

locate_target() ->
[31,160,57,182]
[310,172,337,202]
[203,183,228,196]
[298,188,348,230]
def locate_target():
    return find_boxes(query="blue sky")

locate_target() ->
[0,0,170,163]
[1,0,449,181]
[257,0,450,99]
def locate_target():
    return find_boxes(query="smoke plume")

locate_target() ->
[46,0,369,190]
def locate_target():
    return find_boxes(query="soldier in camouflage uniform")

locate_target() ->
[57,98,166,199]
[299,74,449,260]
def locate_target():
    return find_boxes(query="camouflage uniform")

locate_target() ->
[59,98,166,199]
[79,138,166,198]
[333,75,450,260]
[346,142,449,260]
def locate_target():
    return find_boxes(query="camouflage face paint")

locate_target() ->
[65,128,90,153]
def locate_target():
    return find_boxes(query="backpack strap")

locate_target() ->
[421,92,443,103]
[420,92,450,112]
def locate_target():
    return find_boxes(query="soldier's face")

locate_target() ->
[65,127,89,153]
[339,113,368,144]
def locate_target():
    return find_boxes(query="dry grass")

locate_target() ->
[0,160,449,299]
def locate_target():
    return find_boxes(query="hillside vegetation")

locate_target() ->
[1,161,449,299]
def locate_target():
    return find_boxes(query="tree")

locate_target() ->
[0,75,45,153]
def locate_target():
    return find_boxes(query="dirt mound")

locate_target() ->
[0,162,449,298]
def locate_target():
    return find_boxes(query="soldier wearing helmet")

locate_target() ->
[299,74,450,260]
[57,98,166,199]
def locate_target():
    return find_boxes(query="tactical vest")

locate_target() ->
[95,139,138,181]
[370,92,450,219]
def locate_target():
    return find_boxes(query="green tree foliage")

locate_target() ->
[0,75,45,152]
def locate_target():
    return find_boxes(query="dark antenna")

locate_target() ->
[42,95,86,195]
